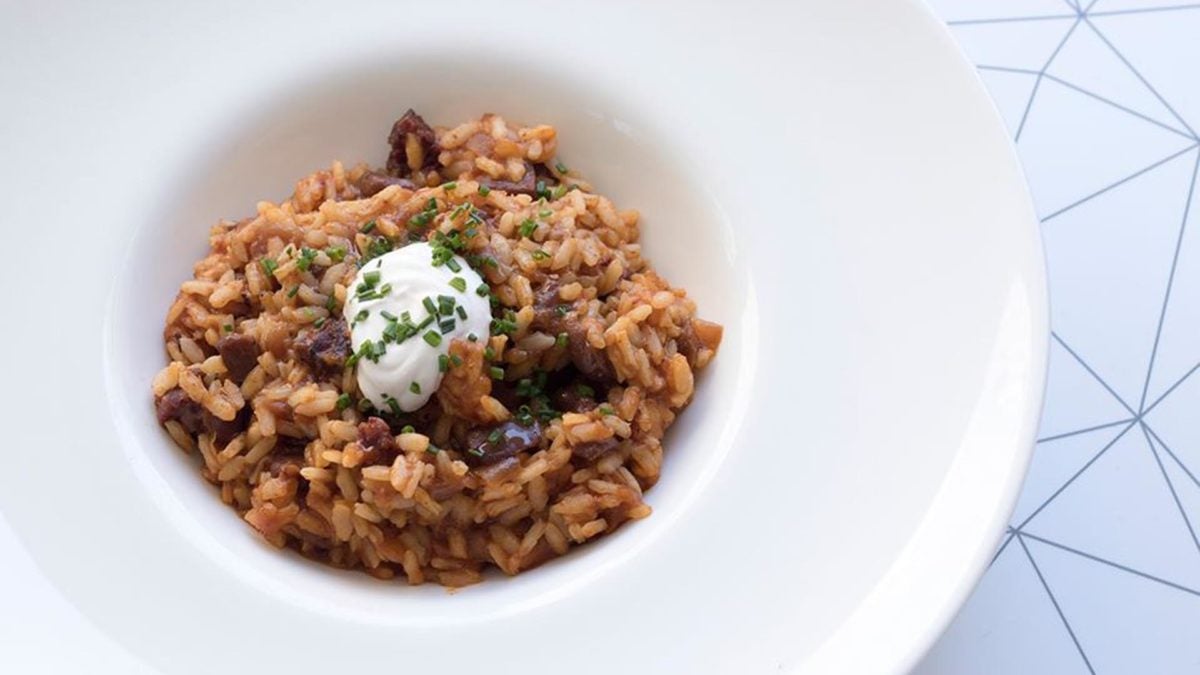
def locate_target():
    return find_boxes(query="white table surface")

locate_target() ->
[918,1,1200,673]
[5,1,1199,673]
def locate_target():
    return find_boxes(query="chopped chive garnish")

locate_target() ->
[555,304,571,317]
[409,381,422,394]
[551,184,569,200]
[363,237,391,262]
[598,404,615,416]
[450,354,463,367]
[554,160,568,174]
[422,297,437,315]
[386,396,403,416]
[401,425,415,434]
[456,305,467,320]
[519,219,537,238]
[439,318,456,334]
[467,447,485,457]
[487,429,503,444]
[423,331,442,347]
[448,276,467,293]
[483,256,499,268]
[539,209,552,218]
[445,257,462,273]
[478,184,491,196]
[336,393,352,411]
[363,270,381,286]
[556,332,569,348]
[222,323,233,332]
[360,220,377,233]
[438,354,449,372]
[531,249,550,261]
[475,283,490,297]
[442,181,457,191]
[535,180,550,200]
[576,383,595,398]
[260,257,278,276]
[380,310,398,321]
[296,247,319,272]
[326,245,347,262]
[484,346,495,360]
[378,283,391,296]
[415,314,434,331]
[325,296,336,312]
[287,285,300,298]
[314,316,326,328]
[354,309,369,323]
[489,366,504,380]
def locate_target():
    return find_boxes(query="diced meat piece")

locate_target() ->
[205,406,250,445]
[478,162,539,196]
[463,420,543,466]
[388,399,442,435]
[693,318,724,352]
[155,388,205,435]
[474,456,520,484]
[552,382,598,413]
[572,437,620,462]
[217,333,260,383]
[675,321,703,365]
[530,278,566,330]
[358,170,416,197]
[294,318,351,378]
[564,318,617,385]
[156,386,248,445]
[386,109,440,175]
[436,340,493,423]
[530,277,616,385]
[357,416,398,466]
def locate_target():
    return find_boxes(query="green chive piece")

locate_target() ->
[386,396,403,416]
[519,219,537,238]
[484,346,495,360]
[554,160,568,174]
[438,354,449,372]
[442,181,457,191]
[456,305,467,320]
[450,354,463,367]
[487,429,503,444]
[439,318,456,334]
[468,333,478,342]
[475,283,490,297]
[313,316,326,328]
[401,425,415,434]
[422,297,437,316]
[478,184,491,196]
[489,366,504,380]
[531,249,550,261]
[409,381,422,395]
[260,257,278,276]
[599,404,615,416]
[360,220,377,233]
[423,331,442,347]
[363,270,381,286]
[287,285,300,298]
[336,393,352,411]
[326,245,347,262]
[222,323,233,332]
[556,332,569,348]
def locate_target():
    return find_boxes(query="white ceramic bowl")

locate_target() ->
[0,1,1045,673]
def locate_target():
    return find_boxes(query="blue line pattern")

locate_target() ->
[918,2,1200,672]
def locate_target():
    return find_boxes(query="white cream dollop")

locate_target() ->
[343,242,491,412]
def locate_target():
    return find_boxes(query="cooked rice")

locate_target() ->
[153,111,722,587]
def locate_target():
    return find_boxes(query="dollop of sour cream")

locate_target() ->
[343,242,491,412]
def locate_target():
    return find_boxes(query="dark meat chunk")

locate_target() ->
[572,437,620,462]
[156,387,249,445]
[564,318,617,385]
[358,170,416,198]
[478,163,538,196]
[357,416,398,466]
[552,382,598,413]
[386,109,440,175]
[205,406,250,445]
[156,388,205,435]
[388,400,442,435]
[463,420,543,466]
[294,318,351,378]
[216,333,260,383]
[530,277,616,385]
[530,278,566,330]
